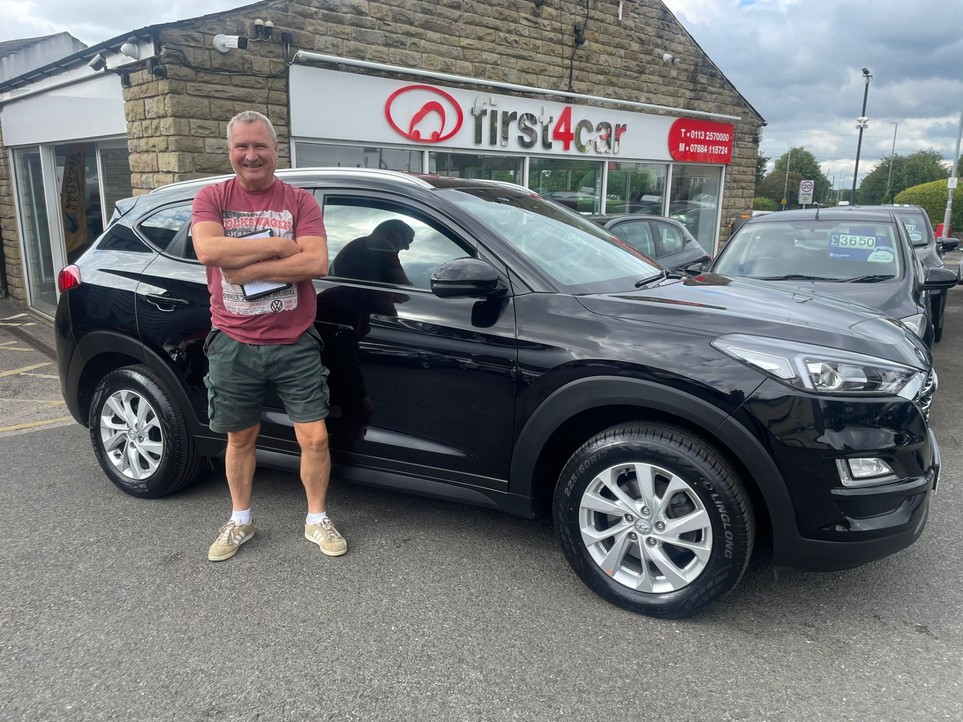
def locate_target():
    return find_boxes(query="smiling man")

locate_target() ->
[191,110,348,562]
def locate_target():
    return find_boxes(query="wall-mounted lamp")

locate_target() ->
[252,18,274,40]
[661,52,680,65]
[119,37,140,60]
[213,34,249,53]
[87,53,107,71]
[533,0,546,7]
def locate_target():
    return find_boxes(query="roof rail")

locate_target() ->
[149,167,435,195]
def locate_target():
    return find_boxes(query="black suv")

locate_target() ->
[56,169,941,619]
[835,204,960,341]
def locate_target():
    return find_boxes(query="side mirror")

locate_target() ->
[923,265,959,291]
[681,259,710,276]
[430,258,507,299]
[939,238,959,253]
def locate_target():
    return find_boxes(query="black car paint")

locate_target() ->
[56,170,940,593]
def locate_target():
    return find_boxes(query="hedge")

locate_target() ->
[894,179,963,235]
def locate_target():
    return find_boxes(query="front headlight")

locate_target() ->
[712,334,925,398]
[899,313,926,337]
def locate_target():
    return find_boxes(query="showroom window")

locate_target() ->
[604,162,668,215]
[668,164,722,254]
[528,157,603,214]
[295,142,424,172]
[428,152,523,183]
[11,140,131,316]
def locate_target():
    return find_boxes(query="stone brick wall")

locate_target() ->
[0,120,22,300]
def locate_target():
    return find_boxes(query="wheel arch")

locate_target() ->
[73,331,206,436]
[511,377,788,539]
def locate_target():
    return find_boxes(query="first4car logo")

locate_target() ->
[384,85,464,143]
[384,83,628,154]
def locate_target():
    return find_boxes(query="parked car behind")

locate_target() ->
[588,213,710,271]
[708,207,958,347]
[833,204,959,342]
[56,169,942,619]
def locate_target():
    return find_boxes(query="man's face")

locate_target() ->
[228,120,278,191]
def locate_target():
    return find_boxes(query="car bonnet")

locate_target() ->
[576,274,929,369]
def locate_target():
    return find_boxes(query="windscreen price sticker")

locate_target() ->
[833,234,876,248]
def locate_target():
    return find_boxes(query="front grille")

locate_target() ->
[916,369,937,422]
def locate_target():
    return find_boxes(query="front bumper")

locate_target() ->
[745,381,938,571]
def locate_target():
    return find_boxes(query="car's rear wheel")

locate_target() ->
[88,365,202,498]
[553,423,754,619]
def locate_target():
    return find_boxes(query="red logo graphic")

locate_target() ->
[385,85,463,143]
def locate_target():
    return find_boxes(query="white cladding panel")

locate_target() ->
[1,74,127,146]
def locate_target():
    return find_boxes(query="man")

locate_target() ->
[192,110,347,561]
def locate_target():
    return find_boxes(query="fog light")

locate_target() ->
[836,458,898,487]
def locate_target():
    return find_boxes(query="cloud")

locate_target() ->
[665,0,963,180]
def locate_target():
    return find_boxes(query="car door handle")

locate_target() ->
[144,293,190,311]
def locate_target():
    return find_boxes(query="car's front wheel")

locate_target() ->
[88,365,203,498]
[554,424,754,619]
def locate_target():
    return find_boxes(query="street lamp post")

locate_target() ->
[884,121,898,203]
[850,67,873,203]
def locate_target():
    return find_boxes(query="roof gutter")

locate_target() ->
[293,51,742,123]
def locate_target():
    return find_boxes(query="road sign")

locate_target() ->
[799,179,814,204]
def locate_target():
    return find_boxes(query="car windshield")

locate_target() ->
[714,220,902,282]
[439,186,663,293]
[895,209,929,247]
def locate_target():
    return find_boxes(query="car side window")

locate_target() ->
[611,220,655,257]
[654,222,685,255]
[137,204,193,253]
[322,198,471,289]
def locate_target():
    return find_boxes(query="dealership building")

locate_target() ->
[0,0,764,316]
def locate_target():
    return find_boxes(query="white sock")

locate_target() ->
[306,511,328,525]
[231,508,252,525]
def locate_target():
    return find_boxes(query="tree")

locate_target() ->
[755,151,769,188]
[758,147,831,209]
[858,150,949,204]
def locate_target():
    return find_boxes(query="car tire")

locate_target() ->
[553,423,754,619]
[88,365,203,498]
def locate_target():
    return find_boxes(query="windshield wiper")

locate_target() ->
[635,269,670,288]
[753,274,830,281]
[843,274,895,283]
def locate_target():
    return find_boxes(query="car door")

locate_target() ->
[314,191,519,491]
[131,201,213,425]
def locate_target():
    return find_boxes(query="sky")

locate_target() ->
[2,0,961,190]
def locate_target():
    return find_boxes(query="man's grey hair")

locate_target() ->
[226,110,277,143]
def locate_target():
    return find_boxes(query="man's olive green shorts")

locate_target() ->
[203,328,330,433]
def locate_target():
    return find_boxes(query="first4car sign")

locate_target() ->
[290,66,734,164]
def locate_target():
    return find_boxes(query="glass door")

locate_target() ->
[13,147,60,316]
